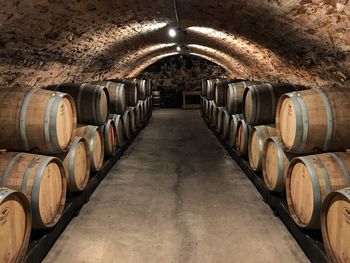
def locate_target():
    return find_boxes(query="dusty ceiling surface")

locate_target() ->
[0,0,349,88]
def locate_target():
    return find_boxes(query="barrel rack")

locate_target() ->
[24,116,151,263]
[205,120,328,263]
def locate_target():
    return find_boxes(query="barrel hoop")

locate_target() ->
[314,88,333,151]
[255,128,265,169]
[68,137,80,190]
[44,93,57,153]
[267,84,276,119]
[20,89,39,151]
[0,153,24,186]
[77,84,86,121]
[21,155,41,193]
[312,155,332,194]
[89,127,97,170]
[298,156,322,228]
[274,138,285,191]
[93,86,99,124]
[329,153,350,186]
[297,94,309,153]
[49,93,66,152]
[32,157,56,228]
[82,126,89,139]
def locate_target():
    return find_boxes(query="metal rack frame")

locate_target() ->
[205,121,328,263]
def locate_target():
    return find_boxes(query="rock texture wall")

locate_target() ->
[139,55,226,92]
[0,0,349,89]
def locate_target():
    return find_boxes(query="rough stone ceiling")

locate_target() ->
[0,0,349,88]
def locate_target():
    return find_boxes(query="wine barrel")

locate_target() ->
[97,81,126,115]
[228,114,243,147]
[46,83,109,126]
[102,119,117,156]
[152,90,161,108]
[215,82,227,107]
[204,98,210,120]
[128,107,136,133]
[125,79,139,107]
[56,136,90,192]
[286,152,350,229]
[235,119,251,156]
[0,187,31,262]
[122,109,132,139]
[216,107,225,133]
[137,79,147,101]
[243,83,306,125]
[0,87,76,154]
[206,79,218,100]
[0,152,66,229]
[76,125,104,172]
[142,100,148,120]
[262,136,294,192]
[222,110,231,139]
[226,81,256,114]
[201,79,207,97]
[321,188,350,263]
[276,87,350,154]
[134,104,141,127]
[248,125,277,172]
[145,79,152,97]
[110,114,125,147]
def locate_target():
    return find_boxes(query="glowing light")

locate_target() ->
[176,46,181,52]
[168,28,177,38]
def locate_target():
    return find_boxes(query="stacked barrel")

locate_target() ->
[203,80,350,262]
[0,79,152,261]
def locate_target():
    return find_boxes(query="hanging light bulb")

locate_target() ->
[168,28,177,38]
[176,46,181,52]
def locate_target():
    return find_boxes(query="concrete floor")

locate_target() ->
[44,109,309,263]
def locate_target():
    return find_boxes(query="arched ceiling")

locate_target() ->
[0,0,349,88]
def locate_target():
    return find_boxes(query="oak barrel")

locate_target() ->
[262,136,294,192]
[46,83,109,126]
[102,119,117,157]
[145,79,152,97]
[0,152,66,229]
[243,83,305,125]
[128,107,137,133]
[215,81,228,107]
[321,188,350,263]
[0,187,31,263]
[206,79,217,100]
[235,119,251,156]
[122,109,132,139]
[0,87,76,154]
[137,79,147,101]
[76,125,104,172]
[222,110,231,139]
[99,81,126,115]
[286,152,350,229]
[110,114,125,147]
[125,79,139,107]
[228,114,243,147]
[57,136,90,192]
[248,125,277,172]
[226,81,257,114]
[276,87,350,154]
[152,90,161,108]
[201,79,207,97]
[216,107,225,133]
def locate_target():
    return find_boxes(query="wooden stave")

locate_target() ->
[56,136,90,192]
[276,87,350,154]
[228,114,243,147]
[0,187,32,263]
[102,119,117,157]
[262,136,293,192]
[47,83,109,126]
[248,125,277,172]
[243,83,304,125]
[235,119,251,156]
[0,152,67,229]
[110,114,125,147]
[76,125,104,172]
[321,188,350,263]
[222,110,231,139]
[286,152,350,229]
[0,87,77,154]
